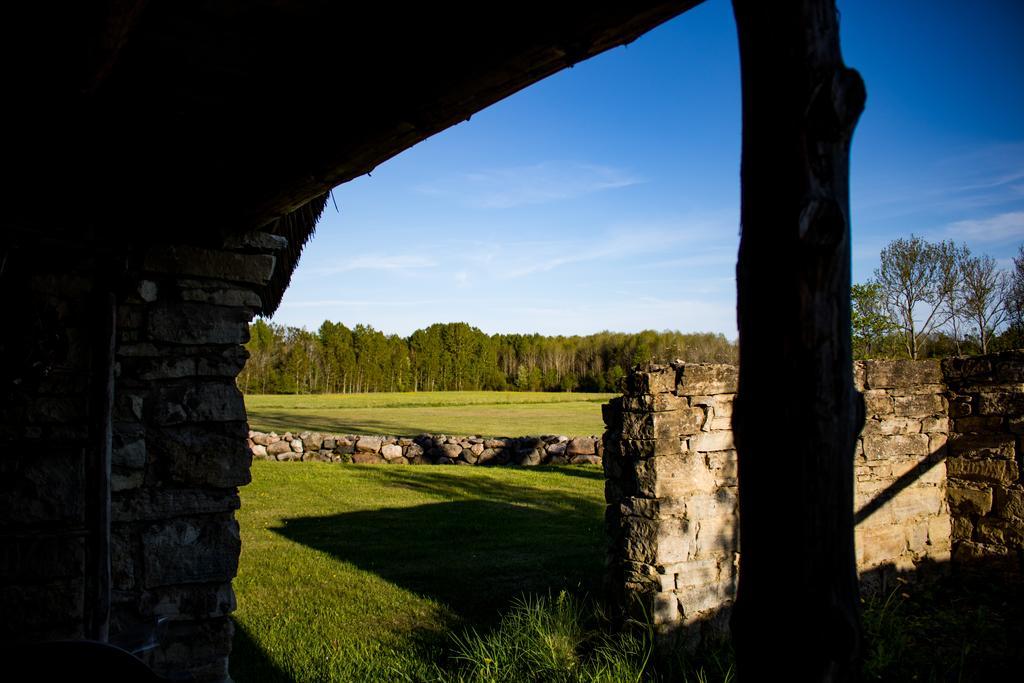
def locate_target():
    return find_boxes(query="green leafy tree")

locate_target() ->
[851,282,897,359]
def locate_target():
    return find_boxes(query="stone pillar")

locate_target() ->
[603,363,739,645]
[109,234,284,681]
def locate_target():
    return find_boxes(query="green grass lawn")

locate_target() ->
[230,461,606,682]
[244,391,615,437]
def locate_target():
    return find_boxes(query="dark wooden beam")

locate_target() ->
[730,1,866,679]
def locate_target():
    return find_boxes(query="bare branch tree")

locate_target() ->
[1007,244,1024,347]
[961,253,1009,354]
[940,243,971,355]
[875,235,959,359]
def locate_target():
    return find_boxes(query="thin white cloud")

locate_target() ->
[856,141,1024,220]
[306,254,437,275]
[945,211,1024,243]
[279,298,442,308]
[416,161,641,208]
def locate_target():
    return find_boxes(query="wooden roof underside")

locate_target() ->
[6,1,704,243]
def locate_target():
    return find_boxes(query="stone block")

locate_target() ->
[143,245,276,285]
[355,436,383,453]
[928,433,948,455]
[112,469,145,491]
[147,303,253,345]
[865,359,942,389]
[675,364,738,396]
[860,417,922,436]
[678,581,734,618]
[941,356,992,382]
[0,536,85,582]
[622,393,689,413]
[862,390,894,417]
[352,451,382,464]
[222,231,289,251]
[948,433,1016,460]
[856,524,907,568]
[862,434,930,460]
[141,516,240,588]
[148,422,252,488]
[946,458,1019,485]
[621,517,659,565]
[690,431,734,453]
[381,444,403,460]
[993,488,1024,521]
[974,519,1023,547]
[854,361,867,391]
[652,592,679,625]
[894,393,945,418]
[927,514,952,555]
[920,416,948,433]
[112,488,240,523]
[1009,415,1024,434]
[180,286,262,308]
[954,416,1005,432]
[151,383,246,425]
[0,450,85,525]
[147,582,236,620]
[113,437,147,469]
[0,579,85,639]
[620,438,686,460]
[976,390,1024,416]
[634,452,716,499]
[197,345,250,377]
[626,366,676,395]
[566,437,598,455]
[266,441,291,457]
[438,443,462,459]
[947,486,993,515]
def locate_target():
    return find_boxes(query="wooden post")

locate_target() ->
[85,284,116,642]
[730,2,865,680]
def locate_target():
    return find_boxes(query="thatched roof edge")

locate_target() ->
[258,192,330,317]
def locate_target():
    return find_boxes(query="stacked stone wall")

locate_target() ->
[604,356,1021,642]
[0,247,100,642]
[943,351,1024,565]
[247,430,601,466]
[853,360,951,587]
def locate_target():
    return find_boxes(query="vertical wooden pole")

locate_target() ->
[730,2,865,680]
[86,284,116,642]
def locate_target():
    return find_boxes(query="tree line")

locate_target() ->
[238,321,738,394]
[853,237,1024,359]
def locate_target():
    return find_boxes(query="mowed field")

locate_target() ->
[230,461,606,682]
[244,391,616,437]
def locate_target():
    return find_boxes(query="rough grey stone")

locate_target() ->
[356,436,383,453]
[143,245,276,285]
[141,516,240,588]
[147,303,253,345]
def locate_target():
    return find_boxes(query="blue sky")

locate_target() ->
[272,0,1024,338]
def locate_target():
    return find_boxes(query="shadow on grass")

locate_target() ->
[271,495,604,624]
[230,621,292,683]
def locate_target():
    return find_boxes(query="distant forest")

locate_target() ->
[238,320,737,394]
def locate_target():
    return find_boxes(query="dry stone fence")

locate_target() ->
[248,431,602,466]
[603,353,1023,642]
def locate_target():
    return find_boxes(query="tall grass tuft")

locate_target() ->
[444,591,649,682]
